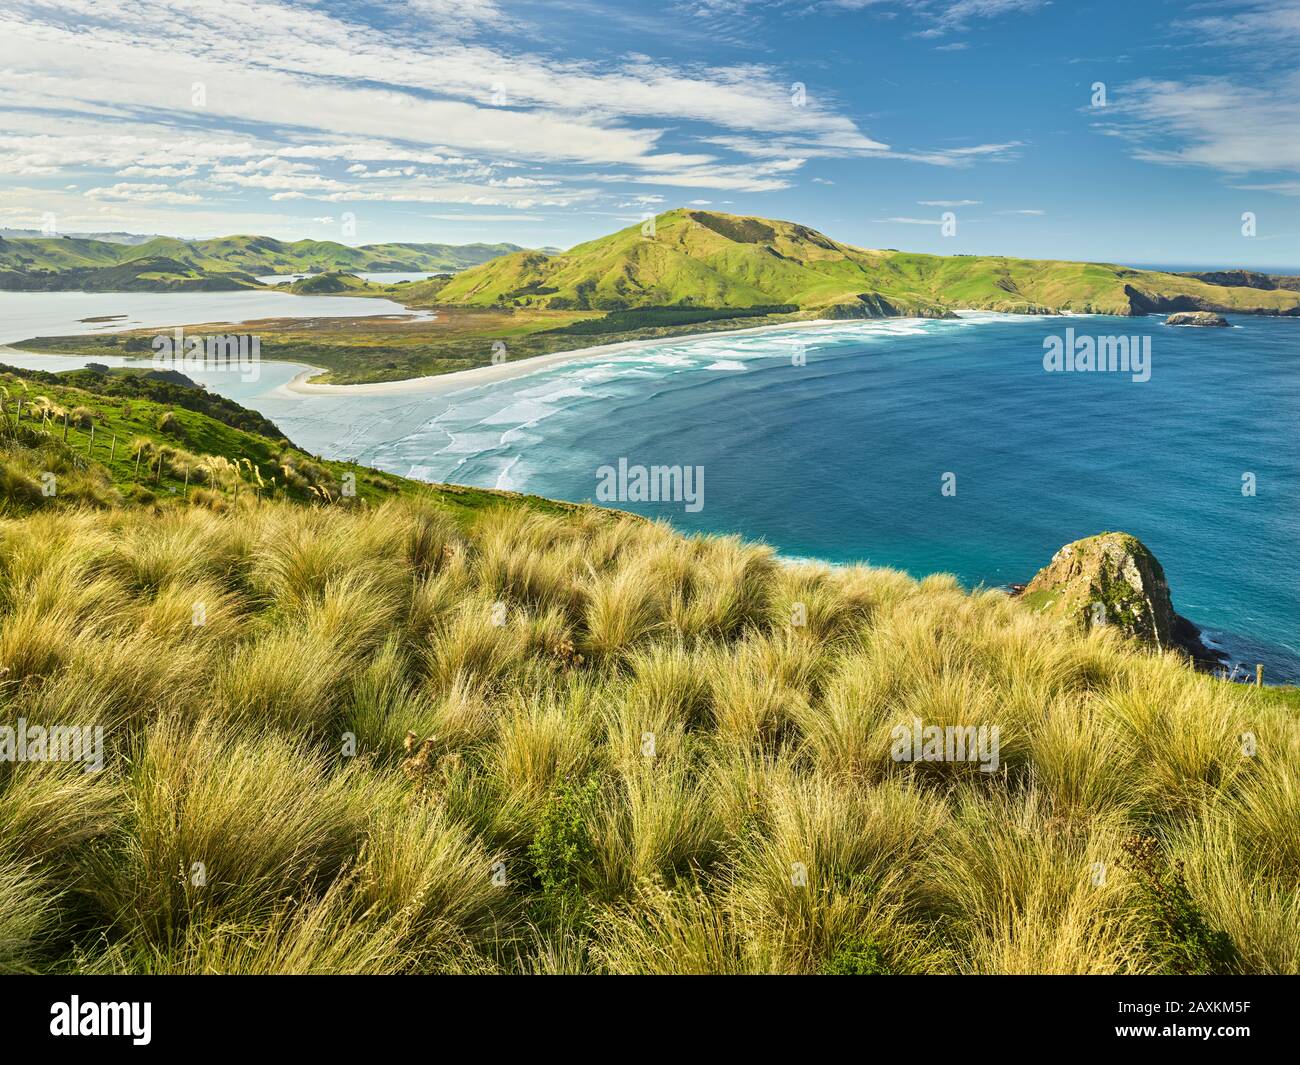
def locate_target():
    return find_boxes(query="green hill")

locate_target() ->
[0,363,580,520]
[0,235,523,291]
[283,271,376,295]
[6,214,1298,319]
[434,209,1300,318]
[0,256,259,293]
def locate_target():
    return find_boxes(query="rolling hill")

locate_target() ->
[0,257,260,293]
[433,209,1300,318]
[0,234,523,291]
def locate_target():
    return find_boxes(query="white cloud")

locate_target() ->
[117,164,198,178]
[1178,1,1300,50]
[916,0,1045,37]
[0,0,1025,229]
[85,183,203,204]
[1095,76,1300,181]
[426,212,546,221]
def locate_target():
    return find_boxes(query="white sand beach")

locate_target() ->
[275,318,840,398]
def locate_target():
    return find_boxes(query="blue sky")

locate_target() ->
[2,0,1298,267]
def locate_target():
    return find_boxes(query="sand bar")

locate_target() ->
[276,318,841,398]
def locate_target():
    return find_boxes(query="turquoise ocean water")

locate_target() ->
[6,308,1295,680]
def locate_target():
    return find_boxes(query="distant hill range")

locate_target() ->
[428,209,1300,318]
[0,228,163,244]
[4,210,1299,318]
[0,234,524,291]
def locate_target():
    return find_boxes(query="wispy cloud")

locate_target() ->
[915,0,1045,38]
[1093,76,1300,183]
[426,212,546,221]
[85,183,204,205]
[0,0,1033,236]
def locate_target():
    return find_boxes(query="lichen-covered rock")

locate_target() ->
[1020,532,1220,666]
[1165,311,1229,327]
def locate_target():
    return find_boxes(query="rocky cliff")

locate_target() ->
[1019,532,1222,668]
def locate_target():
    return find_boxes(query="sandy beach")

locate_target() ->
[274,318,841,398]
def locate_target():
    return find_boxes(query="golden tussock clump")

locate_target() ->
[0,495,1295,975]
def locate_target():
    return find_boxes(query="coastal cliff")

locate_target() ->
[1019,532,1222,668]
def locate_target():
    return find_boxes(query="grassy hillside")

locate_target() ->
[0,257,260,293]
[1,359,1296,975]
[0,486,1295,974]
[435,209,1300,318]
[0,363,583,521]
[0,235,522,291]
[282,271,380,295]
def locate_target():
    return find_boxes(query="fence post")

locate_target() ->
[1256,664,1263,687]
[110,434,117,462]
[88,423,95,454]
[63,411,69,441]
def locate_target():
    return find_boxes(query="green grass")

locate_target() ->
[0,365,604,521]
[0,483,1295,974]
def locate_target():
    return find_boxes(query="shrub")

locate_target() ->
[155,410,183,438]
[819,937,893,975]
[528,776,601,920]
[1121,834,1238,975]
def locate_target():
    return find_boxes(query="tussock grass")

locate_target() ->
[0,859,57,974]
[0,497,1294,973]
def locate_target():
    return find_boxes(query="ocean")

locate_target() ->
[6,306,1297,681]
[285,311,1300,681]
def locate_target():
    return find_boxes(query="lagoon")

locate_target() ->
[0,289,414,346]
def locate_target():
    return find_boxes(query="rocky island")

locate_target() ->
[1165,311,1229,327]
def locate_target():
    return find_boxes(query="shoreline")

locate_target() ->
[275,317,844,398]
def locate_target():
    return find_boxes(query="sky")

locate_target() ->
[1,0,1299,268]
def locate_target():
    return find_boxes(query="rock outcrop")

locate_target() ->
[1165,311,1229,327]
[1181,269,1300,294]
[1019,532,1222,667]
